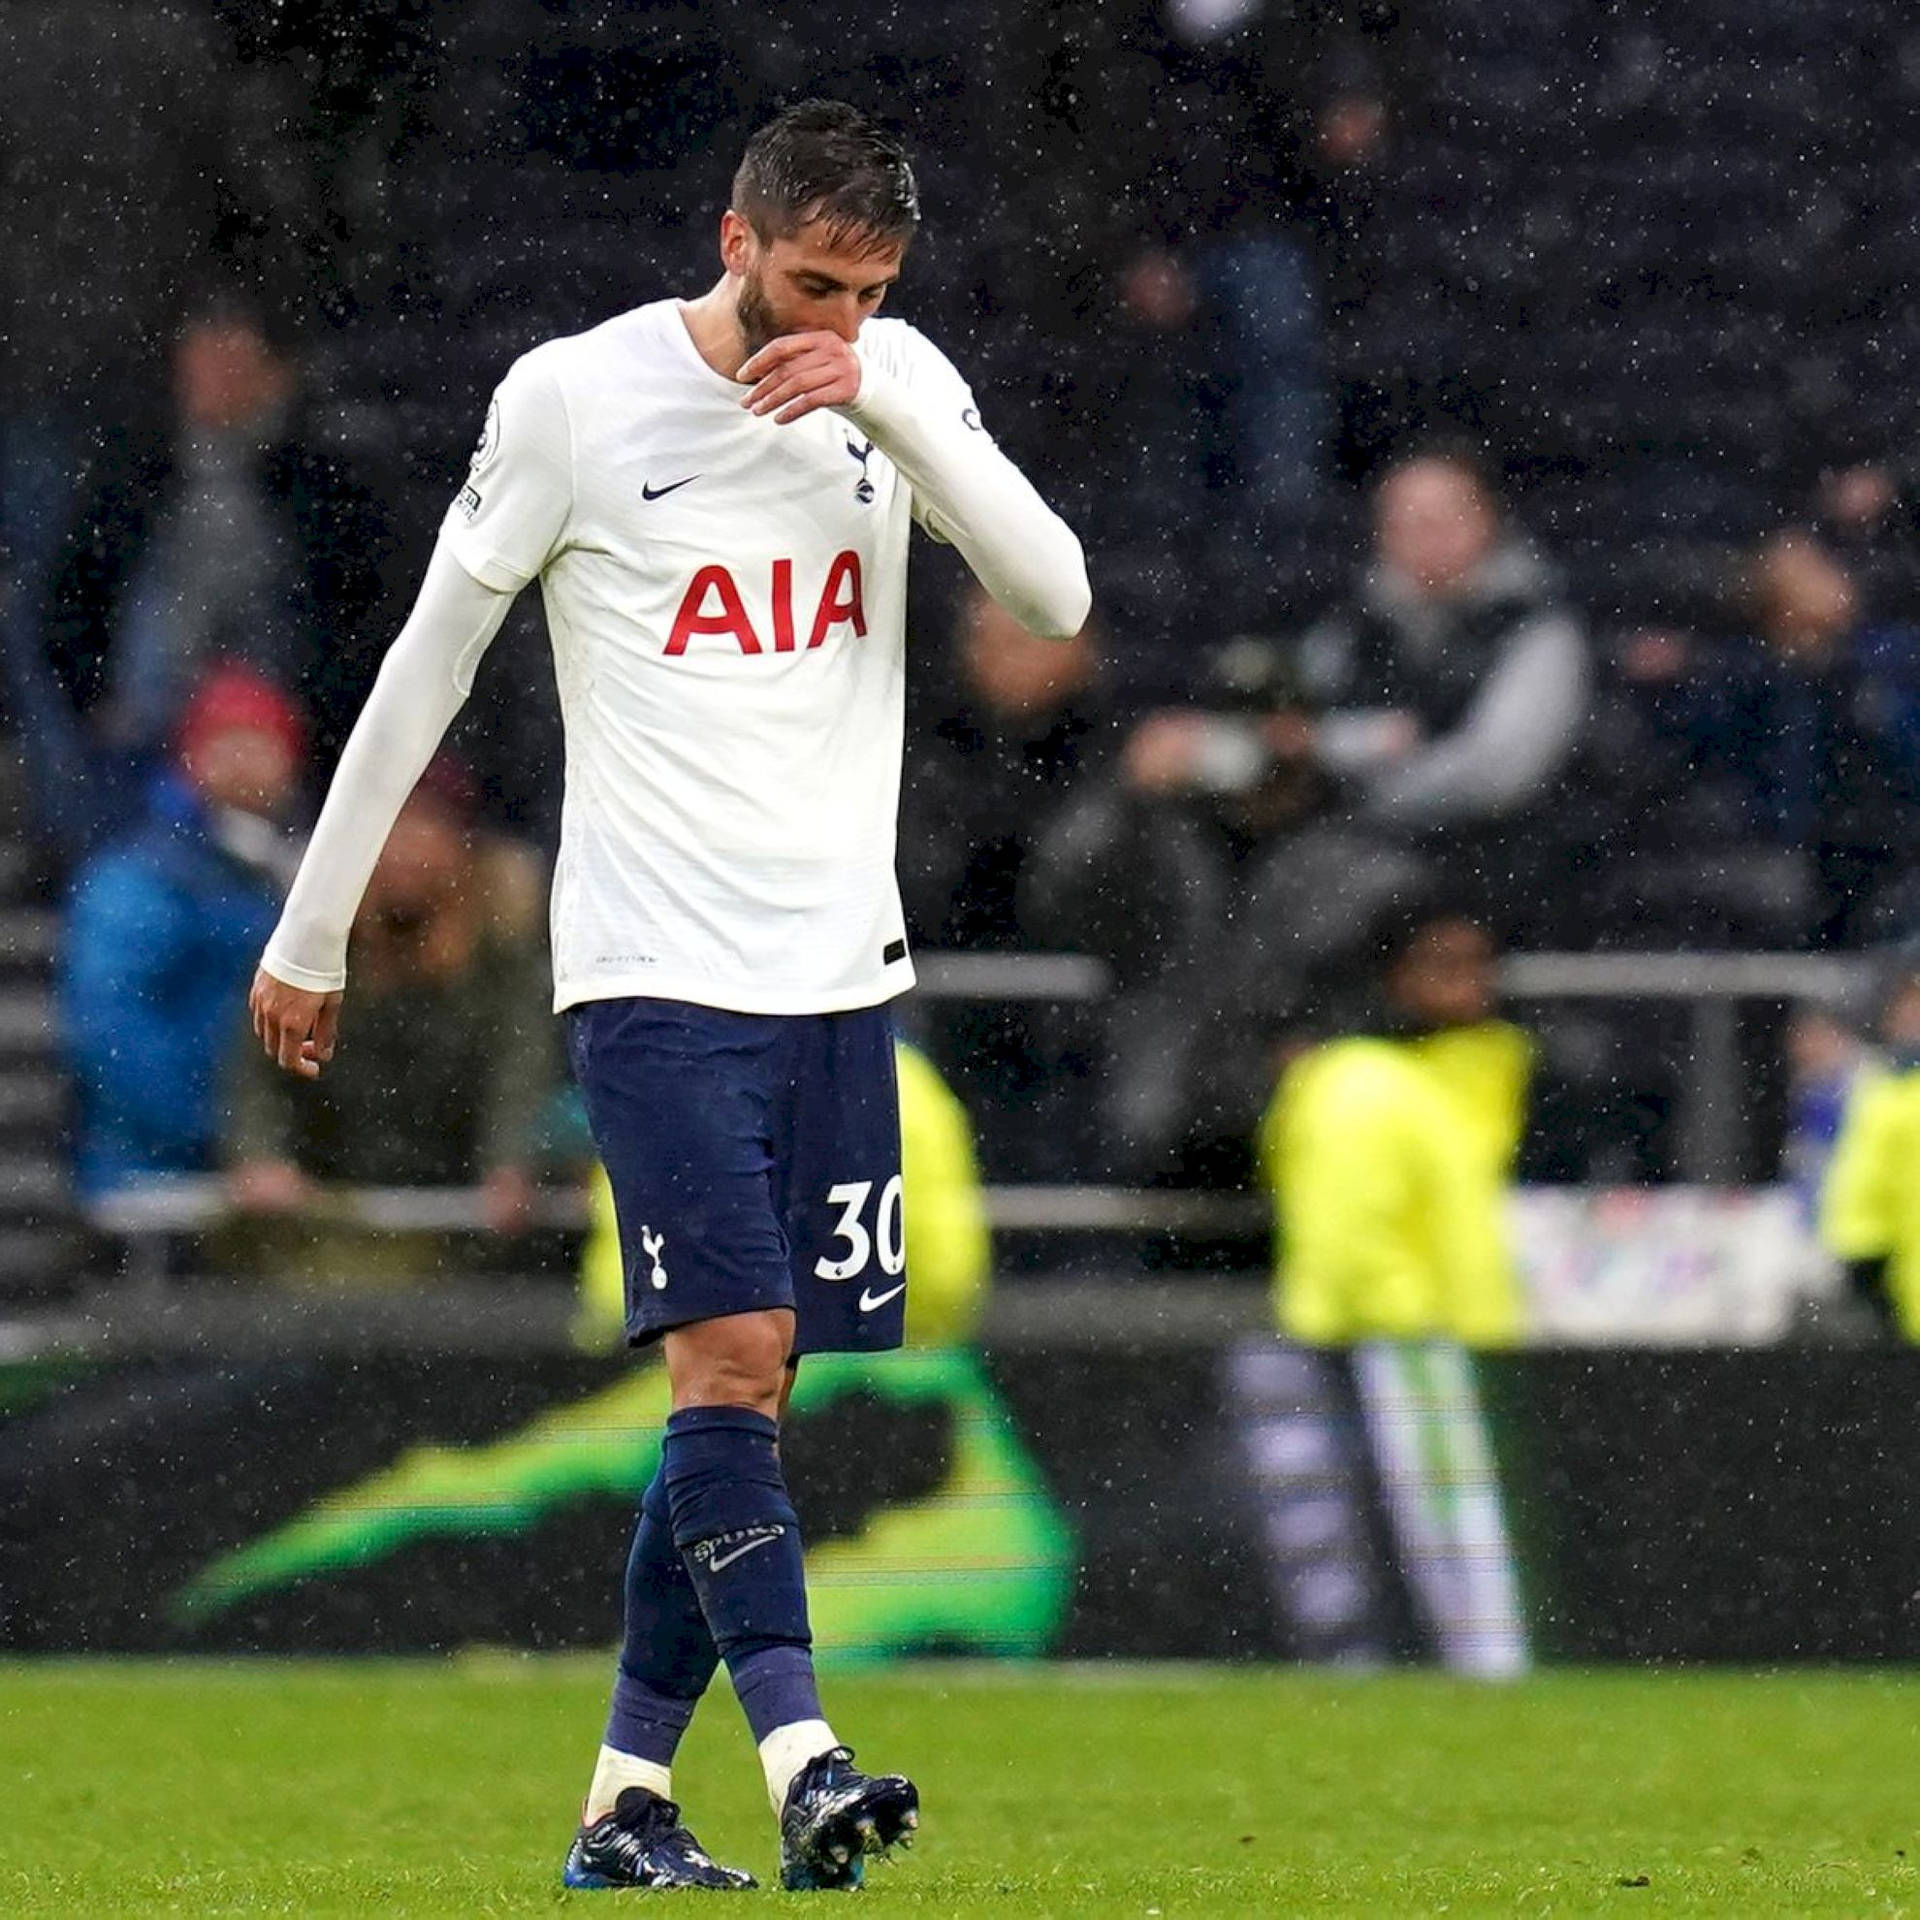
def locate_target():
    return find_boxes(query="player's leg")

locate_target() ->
[568,996,877,1877]
[659,1307,838,1800]
[563,1460,753,1889]
[561,998,792,1891]
[589,1466,717,1805]
[662,1305,918,1892]
[763,1009,919,1889]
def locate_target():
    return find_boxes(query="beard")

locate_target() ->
[737,264,782,359]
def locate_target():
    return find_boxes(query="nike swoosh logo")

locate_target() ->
[707,1533,781,1573]
[642,475,699,500]
[859,1281,907,1313]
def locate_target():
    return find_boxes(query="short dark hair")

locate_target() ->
[1357,883,1496,984]
[732,99,919,254]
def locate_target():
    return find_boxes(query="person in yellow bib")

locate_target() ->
[1255,893,1531,1676]
[1820,947,1920,1338]
[1258,902,1530,1349]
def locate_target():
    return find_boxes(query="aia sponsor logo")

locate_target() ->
[664,551,866,657]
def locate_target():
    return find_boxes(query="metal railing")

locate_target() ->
[1498,951,1863,1182]
[81,1175,1271,1295]
[76,950,1866,1282]
[84,1177,1269,1245]
[914,948,1868,1184]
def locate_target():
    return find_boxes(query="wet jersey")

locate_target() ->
[444,302,962,1014]
[258,299,1088,1019]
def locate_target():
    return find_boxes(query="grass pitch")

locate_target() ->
[3,1661,1917,1915]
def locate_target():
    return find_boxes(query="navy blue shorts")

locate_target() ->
[567,997,906,1356]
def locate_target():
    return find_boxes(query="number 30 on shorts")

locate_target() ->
[814,1175,906,1282]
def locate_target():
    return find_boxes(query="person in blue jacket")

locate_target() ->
[61,666,302,1198]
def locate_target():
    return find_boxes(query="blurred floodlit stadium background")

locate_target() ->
[4,0,1920,1686]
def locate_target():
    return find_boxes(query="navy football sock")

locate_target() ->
[662,1405,825,1744]
[605,1467,718,1766]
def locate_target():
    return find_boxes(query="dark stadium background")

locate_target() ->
[3,0,1920,1669]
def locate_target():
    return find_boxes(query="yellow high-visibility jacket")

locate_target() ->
[1819,1064,1920,1337]
[577,1039,991,1349]
[1257,1021,1532,1348]
[895,1039,991,1347]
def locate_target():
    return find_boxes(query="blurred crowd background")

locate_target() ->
[5,0,1920,1302]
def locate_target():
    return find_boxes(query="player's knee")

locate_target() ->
[664,1310,791,1416]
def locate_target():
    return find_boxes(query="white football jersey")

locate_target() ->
[443,301,967,1016]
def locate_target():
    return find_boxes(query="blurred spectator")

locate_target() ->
[1606,532,1920,950]
[47,304,391,835]
[1712,530,1920,945]
[901,588,1107,1179]
[60,668,303,1200]
[1105,5,1390,555]
[1781,997,1875,1225]
[1257,897,1530,1349]
[98,309,304,763]
[1255,892,1530,1677]
[1818,460,1912,553]
[0,0,275,860]
[1580,623,1816,950]
[894,1038,993,1348]
[902,585,1106,951]
[1107,1,1352,506]
[1023,634,1393,1177]
[210,0,447,337]
[1292,449,1589,854]
[1819,944,1920,1339]
[1025,447,1584,1175]
[1814,458,1920,622]
[221,769,557,1284]
[987,1,1392,668]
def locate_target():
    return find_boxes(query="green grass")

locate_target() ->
[4,1661,1919,1915]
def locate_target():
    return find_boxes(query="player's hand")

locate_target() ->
[249,967,341,1079]
[738,331,863,424]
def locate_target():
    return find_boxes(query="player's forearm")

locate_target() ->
[260,541,515,991]
[844,366,1091,639]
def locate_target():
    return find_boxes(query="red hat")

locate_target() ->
[175,665,304,769]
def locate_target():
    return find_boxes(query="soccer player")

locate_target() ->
[247,100,1089,1890]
